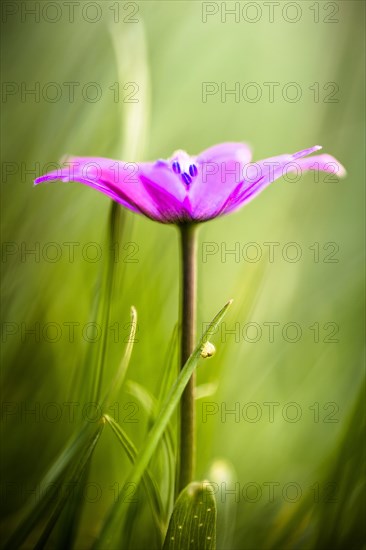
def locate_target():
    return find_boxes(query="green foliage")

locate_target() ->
[1,2,364,549]
[94,300,233,548]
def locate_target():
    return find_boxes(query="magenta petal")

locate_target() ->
[35,171,143,214]
[34,157,160,219]
[196,142,252,165]
[292,153,346,177]
[190,142,252,220]
[292,145,322,159]
[140,174,192,222]
[35,157,190,223]
[219,147,346,215]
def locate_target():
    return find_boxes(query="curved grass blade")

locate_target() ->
[5,307,137,549]
[267,383,365,549]
[126,379,176,456]
[155,323,179,515]
[105,415,163,520]
[126,380,176,519]
[126,379,155,419]
[94,299,233,548]
[195,383,219,400]
[157,323,179,405]
[109,18,150,161]
[33,421,104,549]
[162,481,217,550]
[3,422,101,549]
[55,464,90,550]
[91,201,124,403]
[313,385,365,549]
[104,415,164,535]
[102,306,137,410]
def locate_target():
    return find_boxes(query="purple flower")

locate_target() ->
[34,143,345,224]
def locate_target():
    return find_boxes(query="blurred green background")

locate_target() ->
[1,1,365,548]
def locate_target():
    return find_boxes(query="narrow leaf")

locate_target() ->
[157,323,179,405]
[4,423,101,549]
[102,306,137,409]
[91,201,124,403]
[33,422,104,549]
[104,415,164,536]
[163,482,217,550]
[125,380,176,519]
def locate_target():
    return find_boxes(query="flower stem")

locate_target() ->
[178,223,198,493]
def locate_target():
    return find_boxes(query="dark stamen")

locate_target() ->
[172,161,181,174]
[189,164,198,177]
[182,173,192,185]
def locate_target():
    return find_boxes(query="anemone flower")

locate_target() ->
[35,143,345,224]
[35,142,346,492]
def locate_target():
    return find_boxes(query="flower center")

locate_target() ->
[170,150,198,187]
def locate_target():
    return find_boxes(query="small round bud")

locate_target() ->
[200,341,216,359]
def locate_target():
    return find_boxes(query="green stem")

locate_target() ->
[178,223,198,492]
[91,202,122,403]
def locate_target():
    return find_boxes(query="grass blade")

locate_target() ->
[104,414,164,536]
[33,421,104,549]
[91,202,124,403]
[126,380,176,519]
[157,323,179,405]
[3,422,102,549]
[102,306,137,410]
[95,299,233,548]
